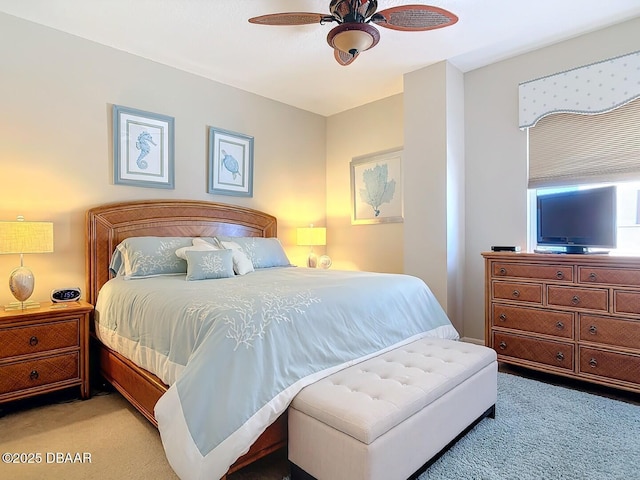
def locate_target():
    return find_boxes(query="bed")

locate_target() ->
[86,199,459,480]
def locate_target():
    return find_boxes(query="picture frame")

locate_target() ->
[113,105,175,189]
[208,126,254,197]
[350,148,403,225]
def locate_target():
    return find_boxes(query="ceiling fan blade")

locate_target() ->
[248,12,327,26]
[334,48,359,66]
[372,5,458,31]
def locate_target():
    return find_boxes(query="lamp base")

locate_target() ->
[5,299,41,311]
[307,252,318,268]
[8,265,36,310]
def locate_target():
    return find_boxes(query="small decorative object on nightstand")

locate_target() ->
[0,216,54,310]
[0,301,93,403]
[297,224,329,268]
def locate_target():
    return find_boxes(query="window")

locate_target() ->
[528,180,640,255]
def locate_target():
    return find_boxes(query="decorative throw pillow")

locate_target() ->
[193,237,254,275]
[111,236,193,278]
[185,249,234,281]
[215,236,292,268]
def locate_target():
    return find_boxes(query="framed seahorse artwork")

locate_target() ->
[350,148,403,225]
[113,105,175,189]
[207,126,254,197]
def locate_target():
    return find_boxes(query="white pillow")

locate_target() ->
[193,238,254,275]
[222,241,255,275]
[175,241,219,260]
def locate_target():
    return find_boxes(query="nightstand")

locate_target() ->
[0,301,93,403]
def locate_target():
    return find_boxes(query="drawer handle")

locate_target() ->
[512,290,520,298]
[498,341,507,350]
[556,321,564,330]
[589,325,597,335]
[499,313,507,322]
[588,272,597,282]
[589,358,598,368]
[29,370,39,381]
[571,295,580,305]
[556,271,564,280]
[29,336,39,347]
[499,268,507,276]
[556,352,565,361]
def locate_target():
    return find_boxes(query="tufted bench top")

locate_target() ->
[291,337,497,445]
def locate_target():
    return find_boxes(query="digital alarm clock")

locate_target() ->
[51,287,82,303]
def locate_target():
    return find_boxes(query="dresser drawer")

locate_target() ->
[547,286,608,311]
[492,304,573,338]
[0,319,79,359]
[578,347,640,386]
[613,290,640,316]
[578,266,640,287]
[493,262,573,282]
[492,282,542,304]
[492,332,573,370]
[579,314,640,351]
[0,352,79,396]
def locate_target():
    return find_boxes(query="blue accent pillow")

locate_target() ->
[185,249,234,281]
[214,236,292,269]
[112,236,193,278]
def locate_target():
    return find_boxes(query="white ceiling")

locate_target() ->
[1,0,639,117]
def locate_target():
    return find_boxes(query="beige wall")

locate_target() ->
[0,13,326,306]
[403,61,465,333]
[2,11,638,341]
[463,17,640,341]
[325,94,404,273]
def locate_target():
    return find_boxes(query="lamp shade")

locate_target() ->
[0,219,54,254]
[297,227,326,247]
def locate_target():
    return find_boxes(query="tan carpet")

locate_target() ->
[0,390,288,479]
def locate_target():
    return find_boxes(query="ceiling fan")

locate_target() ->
[249,1,458,66]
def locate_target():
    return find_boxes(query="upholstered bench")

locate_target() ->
[288,337,497,480]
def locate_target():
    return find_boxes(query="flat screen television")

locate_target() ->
[536,185,617,254]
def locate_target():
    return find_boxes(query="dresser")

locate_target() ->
[0,301,93,403]
[482,252,640,393]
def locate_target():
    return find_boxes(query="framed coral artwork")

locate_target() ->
[350,148,403,225]
[208,126,254,197]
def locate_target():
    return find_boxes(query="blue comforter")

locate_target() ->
[95,267,458,479]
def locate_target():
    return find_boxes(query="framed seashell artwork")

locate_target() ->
[208,126,254,197]
[113,105,175,189]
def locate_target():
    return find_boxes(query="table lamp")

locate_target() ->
[297,225,328,268]
[0,216,54,310]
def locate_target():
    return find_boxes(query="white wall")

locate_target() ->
[0,13,326,306]
[463,17,640,341]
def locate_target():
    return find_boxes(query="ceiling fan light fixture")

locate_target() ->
[327,23,379,56]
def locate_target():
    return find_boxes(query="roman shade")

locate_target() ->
[528,98,640,188]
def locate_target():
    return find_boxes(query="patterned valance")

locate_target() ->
[519,50,640,129]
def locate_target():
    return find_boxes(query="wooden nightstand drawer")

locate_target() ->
[493,262,573,282]
[0,352,79,396]
[493,332,573,371]
[492,281,542,304]
[578,266,640,287]
[492,304,573,338]
[0,319,79,359]
[579,315,640,351]
[547,285,608,311]
[579,347,640,386]
[613,290,640,316]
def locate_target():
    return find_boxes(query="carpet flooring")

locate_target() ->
[0,369,638,479]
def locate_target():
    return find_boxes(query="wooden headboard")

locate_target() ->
[85,199,277,305]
